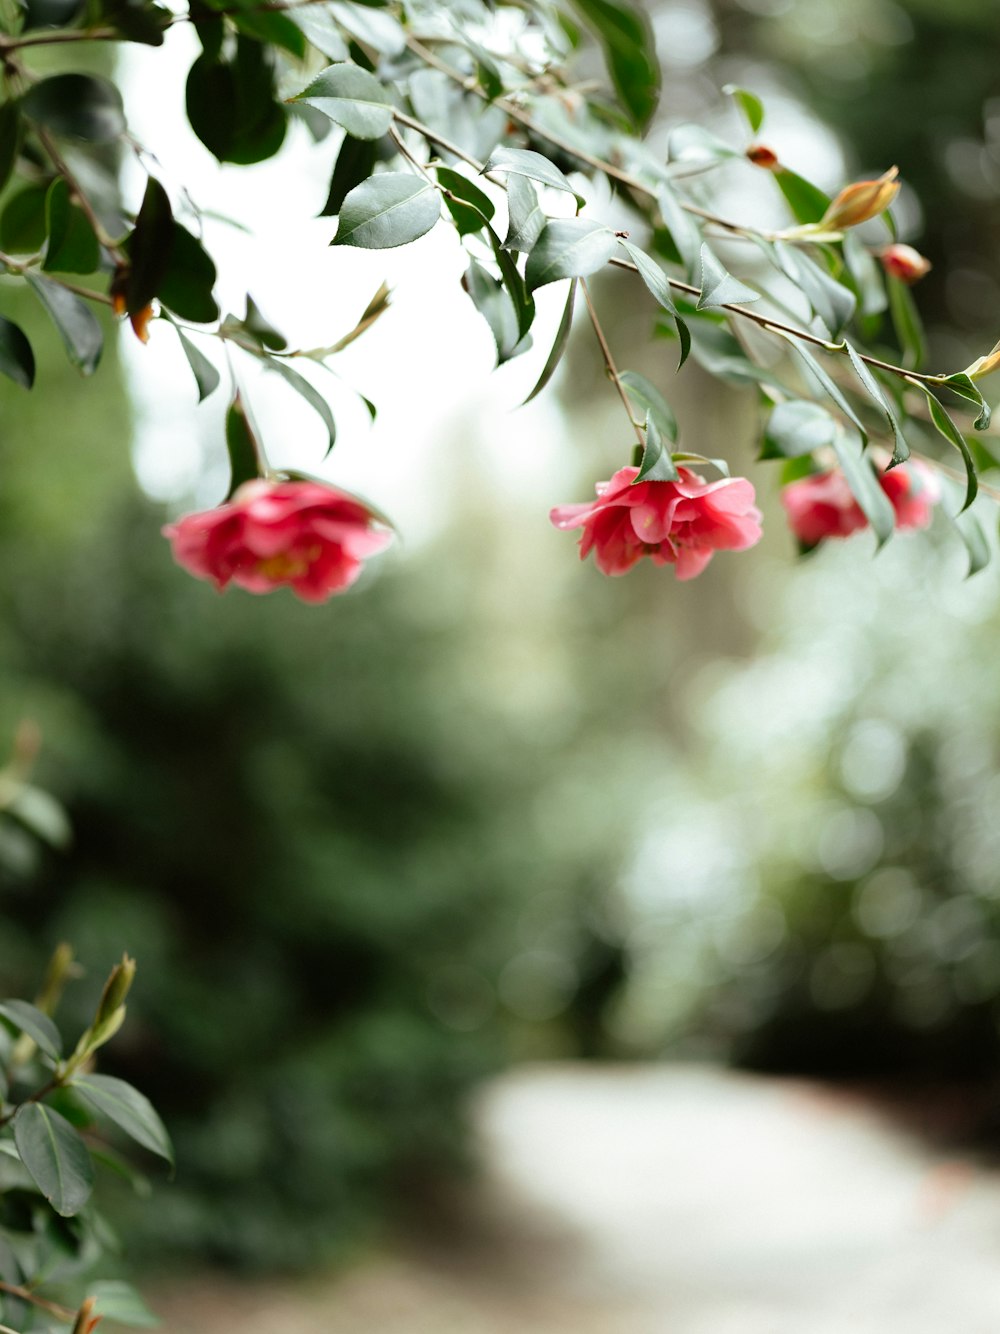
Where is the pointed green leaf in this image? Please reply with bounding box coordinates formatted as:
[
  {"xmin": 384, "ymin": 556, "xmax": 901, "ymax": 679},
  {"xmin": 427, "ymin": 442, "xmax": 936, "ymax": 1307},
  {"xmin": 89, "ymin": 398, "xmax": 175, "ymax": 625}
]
[
  {"xmin": 436, "ymin": 165, "xmax": 495, "ymax": 236},
  {"xmin": 13, "ymin": 1104, "xmax": 94, "ymax": 1217},
  {"xmin": 619, "ymin": 369, "xmax": 677, "ymax": 442},
  {"xmin": 483, "ymin": 146, "xmax": 584, "ymax": 207},
  {"xmin": 26, "ymin": 274, "xmax": 102, "ymax": 375},
  {"xmin": 921, "ymin": 386, "xmax": 977, "ymax": 511},
  {"xmin": 761, "ymin": 400, "xmax": 838, "ymax": 459},
  {"xmin": 225, "ymin": 394, "xmax": 262, "ymax": 497},
  {"xmin": 667, "ymin": 123, "xmax": 741, "ymax": 166},
  {"xmin": 0, "ymin": 1000, "xmax": 62, "ymax": 1060},
  {"xmin": 332, "ymin": 173, "xmax": 440, "ymax": 249},
  {"xmin": 488, "ymin": 225, "xmax": 535, "ymax": 339},
  {"xmin": 633, "ymin": 412, "xmax": 679, "ymax": 482},
  {"xmin": 672, "ymin": 450, "xmax": 730, "ymax": 477},
  {"xmin": 21, "ymin": 73, "xmax": 126, "ymax": 144},
  {"xmin": 940, "ymin": 371, "xmax": 991, "ymax": 430},
  {"xmin": 773, "ymin": 242, "xmax": 855, "ymax": 338},
  {"xmin": 568, "ymin": 0, "xmax": 660, "ymax": 130},
  {"xmin": 525, "ymin": 218, "xmax": 616, "ymax": 291},
  {"xmin": 158, "ymin": 222, "xmax": 219, "ymax": 323},
  {"xmin": 656, "ymin": 186, "xmax": 701, "ymax": 278},
  {"xmin": 774, "ymin": 168, "xmax": 830, "ymax": 225},
  {"xmin": 292, "ymin": 62, "xmax": 394, "ymax": 140},
  {"xmin": 42, "ymin": 178, "xmax": 100, "ymax": 276},
  {"xmin": 696, "ymin": 243, "xmax": 759, "ymax": 309},
  {"xmin": 833, "ymin": 431, "xmax": 895, "ymax": 547},
  {"xmin": 886, "ymin": 274, "xmax": 925, "ymax": 370},
  {"xmin": 72, "ymin": 1074, "xmax": 173, "ymax": 1166},
  {"xmin": 504, "ymin": 174, "xmax": 545, "ymax": 253},
  {"xmin": 463, "ymin": 257, "xmax": 522, "ymax": 366},
  {"xmin": 618, "ymin": 239, "xmax": 677, "ymax": 315},
  {"xmin": 1, "ymin": 184, "xmax": 49, "ymax": 254},
  {"xmin": 233, "ymin": 8, "xmax": 307, "ymax": 57},
  {"xmin": 289, "ymin": 4, "xmax": 350, "ymax": 59},
  {"xmin": 169, "ymin": 321, "xmax": 219, "ymax": 402},
  {"xmin": 779, "ymin": 332, "xmax": 868, "ymax": 445},
  {"xmin": 266, "ymin": 360, "xmax": 336, "ymax": 455},
  {"xmin": 243, "ymin": 295, "xmax": 286, "ymax": 351},
  {"xmin": 125, "ymin": 176, "xmax": 174, "ymax": 313},
  {"xmin": 724, "ymin": 84, "xmax": 764, "ymax": 133},
  {"xmin": 88, "ymin": 1281, "xmax": 160, "ymax": 1328},
  {"xmin": 523, "ymin": 278, "xmax": 576, "ymax": 404},
  {"xmin": 845, "ymin": 340, "xmax": 909, "ymax": 465},
  {"xmin": 0, "ymin": 316, "xmax": 35, "ymax": 389}
]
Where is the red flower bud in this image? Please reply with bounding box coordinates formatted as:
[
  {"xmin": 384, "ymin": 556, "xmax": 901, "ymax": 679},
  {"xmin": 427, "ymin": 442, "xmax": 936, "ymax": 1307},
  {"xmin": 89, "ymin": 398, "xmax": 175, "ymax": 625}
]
[
  {"xmin": 879, "ymin": 243, "xmax": 931, "ymax": 285},
  {"xmin": 746, "ymin": 144, "xmax": 780, "ymax": 170}
]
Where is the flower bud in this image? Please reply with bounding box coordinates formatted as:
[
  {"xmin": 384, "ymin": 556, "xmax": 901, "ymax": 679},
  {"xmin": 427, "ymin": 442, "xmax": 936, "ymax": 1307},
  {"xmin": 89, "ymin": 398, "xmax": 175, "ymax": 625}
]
[
  {"xmin": 746, "ymin": 144, "xmax": 780, "ymax": 170},
  {"xmin": 94, "ymin": 953, "xmax": 136, "ymax": 1028},
  {"xmin": 963, "ymin": 338, "xmax": 1000, "ymax": 381},
  {"xmin": 72, "ymin": 1297, "xmax": 102, "ymax": 1334},
  {"xmin": 821, "ymin": 166, "xmax": 900, "ymax": 230},
  {"xmin": 880, "ymin": 243, "xmax": 931, "ymax": 284}
]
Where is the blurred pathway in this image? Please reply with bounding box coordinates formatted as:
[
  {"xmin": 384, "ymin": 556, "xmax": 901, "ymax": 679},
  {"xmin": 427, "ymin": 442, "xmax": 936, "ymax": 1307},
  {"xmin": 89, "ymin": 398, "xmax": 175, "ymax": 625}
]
[{"xmin": 153, "ymin": 1065, "xmax": 1000, "ymax": 1333}]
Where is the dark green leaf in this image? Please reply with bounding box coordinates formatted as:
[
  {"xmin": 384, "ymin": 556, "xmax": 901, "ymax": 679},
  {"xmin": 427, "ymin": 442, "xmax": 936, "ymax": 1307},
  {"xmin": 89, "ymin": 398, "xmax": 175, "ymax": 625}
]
[
  {"xmin": 0, "ymin": 102, "xmax": 20, "ymax": 197},
  {"xmin": 633, "ymin": 412, "xmax": 679, "ymax": 482},
  {"xmin": 887, "ymin": 273, "xmax": 925, "ymax": 370},
  {"xmin": 186, "ymin": 42, "xmax": 286, "ymax": 165},
  {"xmin": 233, "ymin": 8, "xmax": 307, "ymax": 56},
  {"xmin": 42, "ymin": 177, "xmax": 100, "ymax": 275},
  {"xmin": 463, "ymin": 257, "xmax": 522, "ymax": 365},
  {"xmin": 1, "ymin": 184, "xmax": 50, "ymax": 253},
  {"xmin": 72, "ymin": 1074, "xmax": 173, "ymax": 1166},
  {"xmin": 523, "ymin": 278, "xmax": 576, "ymax": 404},
  {"xmin": 780, "ymin": 333, "xmax": 868, "ymax": 445},
  {"xmin": 620, "ymin": 369, "xmax": 677, "ymax": 442},
  {"xmin": 125, "ymin": 176, "xmax": 174, "ymax": 313},
  {"xmin": 100, "ymin": 0, "xmax": 171, "ymax": 46},
  {"xmin": 20, "ymin": 0, "xmax": 84, "ymax": 27},
  {"xmin": 225, "ymin": 394, "xmax": 262, "ymax": 497},
  {"xmin": 321, "ymin": 133, "xmax": 378, "ymax": 217},
  {"xmin": 22, "ymin": 74, "xmax": 126, "ymax": 143},
  {"xmin": 26, "ymin": 273, "xmax": 102, "ymax": 374},
  {"xmin": 696, "ymin": 243, "xmax": 759, "ymax": 310},
  {"xmin": 13, "ymin": 1104, "xmax": 94, "ymax": 1217},
  {"xmin": 488, "ymin": 225, "xmax": 534, "ymax": 340},
  {"xmin": 921, "ymin": 386, "xmax": 976, "ymax": 511},
  {"xmin": 761, "ymin": 399, "xmax": 837, "ymax": 459},
  {"xmin": 0, "ymin": 316, "xmax": 35, "ymax": 389},
  {"xmin": 170, "ymin": 321, "xmax": 219, "ymax": 401},
  {"xmin": 436, "ymin": 165, "xmax": 495, "ymax": 236},
  {"xmin": 89, "ymin": 1281, "xmax": 159, "ymax": 1328},
  {"xmin": 293, "ymin": 62, "xmax": 394, "ymax": 139},
  {"xmin": 845, "ymin": 340, "xmax": 909, "ymax": 465},
  {"xmin": 774, "ymin": 168, "xmax": 830, "ymax": 225},
  {"xmin": 158, "ymin": 222, "xmax": 219, "ymax": 323},
  {"xmin": 266, "ymin": 359, "xmax": 337, "ymax": 455},
  {"xmin": 833, "ymin": 431, "xmax": 895, "ymax": 547},
  {"xmin": 242, "ymin": 295, "xmax": 285, "ymax": 350},
  {"xmin": 568, "ymin": 0, "xmax": 660, "ymax": 130},
  {"xmin": 525, "ymin": 218, "xmax": 616, "ymax": 291},
  {"xmin": 940, "ymin": 371, "xmax": 991, "ymax": 431},
  {"xmin": 0, "ymin": 1000, "xmax": 61, "ymax": 1059},
  {"xmin": 724, "ymin": 84, "xmax": 764, "ymax": 133},
  {"xmin": 332, "ymin": 173, "xmax": 440, "ymax": 249},
  {"xmin": 504, "ymin": 173, "xmax": 545, "ymax": 253},
  {"xmin": 483, "ymin": 146, "xmax": 584, "ymax": 207}
]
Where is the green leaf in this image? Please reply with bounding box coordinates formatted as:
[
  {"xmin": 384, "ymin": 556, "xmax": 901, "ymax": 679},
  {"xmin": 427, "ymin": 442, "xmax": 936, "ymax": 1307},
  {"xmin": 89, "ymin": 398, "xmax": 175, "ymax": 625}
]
[
  {"xmin": 125, "ymin": 176, "xmax": 174, "ymax": 313},
  {"xmin": 844, "ymin": 340, "xmax": 909, "ymax": 465},
  {"xmin": 13, "ymin": 1104, "xmax": 94, "ymax": 1217},
  {"xmin": 523, "ymin": 278, "xmax": 576, "ymax": 404},
  {"xmin": 633, "ymin": 412, "xmax": 679, "ymax": 482},
  {"xmin": 72, "ymin": 1073, "xmax": 173, "ymax": 1166},
  {"xmin": 266, "ymin": 359, "xmax": 336, "ymax": 455},
  {"xmin": 672, "ymin": 450, "xmax": 730, "ymax": 477},
  {"xmin": 504, "ymin": 173, "xmax": 545, "ymax": 254},
  {"xmin": 293, "ymin": 62, "xmax": 394, "ymax": 140},
  {"xmin": 21, "ymin": 74, "xmax": 126, "ymax": 143},
  {"xmin": 483, "ymin": 146, "xmax": 584, "ymax": 207},
  {"xmin": 525, "ymin": 218, "xmax": 616, "ymax": 291},
  {"xmin": 780, "ymin": 332, "xmax": 868, "ymax": 445},
  {"xmin": 886, "ymin": 273, "xmax": 926, "ymax": 370},
  {"xmin": 186, "ymin": 41, "xmax": 286, "ymax": 165},
  {"xmin": 463, "ymin": 257, "xmax": 522, "ymax": 366},
  {"xmin": 158, "ymin": 222, "xmax": 219, "ymax": 323},
  {"xmin": 288, "ymin": 4, "xmax": 350, "ymax": 60},
  {"xmin": 100, "ymin": 0, "xmax": 171, "ymax": 47},
  {"xmin": 0, "ymin": 315, "xmax": 35, "ymax": 389},
  {"xmin": 332, "ymin": 173, "xmax": 440, "ymax": 249},
  {"xmin": 774, "ymin": 168, "xmax": 830, "ymax": 225},
  {"xmin": 0, "ymin": 1000, "xmax": 62, "ymax": 1060},
  {"xmin": 940, "ymin": 371, "xmax": 991, "ymax": 431},
  {"xmin": 89, "ymin": 1281, "xmax": 160, "ymax": 1328},
  {"xmin": 656, "ymin": 186, "xmax": 701, "ymax": 278},
  {"xmin": 169, "ymin": 320, "xmax": 219, "ymax": 401},
  {"xmin": 618, "ymin": 239, "xmax": 677, "ymax": 316},
  {"xmin": 620, "ymin": 369, "xmax": 678, "ymax": 443},
  {"xmin": 233, "ymin": 8, "xmax": 307, "ymax": 57},
  {"xmin": 832, "ymin": 431, "xmax": 895, "ymax": 547},
  {"xmin": 20, "ymin": 0, "xmax": 84, "ymax": 27},
  {"xmin": 842, "ymin": 232, "xmax": 888, "ymax": 318},
  {"xmin": 328, "ymin": 0, "xmax": 404, "ymax": 55},
  {"xmin": 225, "ymin": 394, "xmax": 262, "ymax": 497},
  {"xmin": 724, "ymin": 84, "xmax": 764, "ymax": 133},
  {"xmin": 773, "ymin": 241, "xmax": 855, "ymax": 338},
  {"xmin": 696, "ymin": 243, "xmax": 759, "ymax": 310},
  {"xmin": 921, "ymin": 386, "xmax": 977, "ymax": 511},
  {"xmin": 321, "ymin": 133, "xmax": 378, "ymax": 217},
  {"xmin": 1, "ymin": 183, "xmax": 50, "ymax": 253},
  {"xmin": 436, "ymin": 165, "xmax": 495, "ymax": 236},
  {"xmin": 956, "ymin": 510, "xmax": 990, "ymax": 576},
  {"xmin": 42, "ymin": 177, "xmax": 100, "ymax": 276},
  {"xmin": 568, "ymin": 0, "xmax": 660, "ymax": 130},
  {"xmin": 26, "ymin": 273, "xmax": 102, "ymax": 375},
  {"xmin": 488, "ymin": 225, "xmax": 534, "ymax": 340},
  {"xmin": 761, "ymin": 399, "xmax": 838, "ymax": 459},
  {"xmin": 667, "ymin": 123, "xmax": 740, "ymax": 166},
  {"xmin": 0, "ymin": 102, "xmax": 20, "ymax": 198},
  {"xmin": 243, "ymin": 294, "xmax": 285, "ymax": 350}
]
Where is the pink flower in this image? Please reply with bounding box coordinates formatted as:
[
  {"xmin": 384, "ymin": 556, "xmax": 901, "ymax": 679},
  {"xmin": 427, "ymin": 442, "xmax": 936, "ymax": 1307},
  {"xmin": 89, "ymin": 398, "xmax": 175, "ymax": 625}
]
[
  {"xmin": 781, "ymin": 460, "xmax": 940, "ymax": 546},
  {"xmin": 163, "ymin": 480, "xmax": 392, "ymax": 602},
  {"xmin": 549, "ymin": 465, "xmax": 763, "ymax": 580},
  {"xmin": 879, "ymin": 244, "xmax": 932, "ymax": 285}
]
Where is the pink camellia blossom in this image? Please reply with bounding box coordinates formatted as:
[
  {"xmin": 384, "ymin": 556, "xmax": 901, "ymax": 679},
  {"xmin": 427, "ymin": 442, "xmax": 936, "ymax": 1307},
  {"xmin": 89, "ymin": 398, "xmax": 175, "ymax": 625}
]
[
  {"xmin": 163, "ymin": 479, "xmax": 392, "ymax": 602},
  {"xmin": 781, "ymin": 460, "xmax": 940, "ymax": 546},
  {"xmin": 549, "ymin": 465, "xmax": 763, "ymax": 580}
]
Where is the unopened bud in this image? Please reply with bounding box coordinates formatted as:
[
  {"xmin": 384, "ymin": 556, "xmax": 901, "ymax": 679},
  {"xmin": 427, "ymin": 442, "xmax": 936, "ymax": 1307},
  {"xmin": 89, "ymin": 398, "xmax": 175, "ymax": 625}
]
[
  {"xmin": 72, "ymin": 1296, "xmax": 103, "ymax": 1334},
  {"xmin": 821, "ymin": 166, "xmax": 899, "ymax": 230},
  {"xmin": 879, "ymin": 243, "xmax": 931, "ymax": 285},
  {"xmin": 94, "ymin": 954, "xmax": 136, "ymax": 1028},
  {"xmin": 746, "ymin": 143, "xmax": 780, "ymax": 170},
  {"xmin": 963, "ymin": 337, "xmax": 1000, "ymax": 381},
  {"xmin": 129, "ymin": 303, "xmax": 154, "ymax": 344}
]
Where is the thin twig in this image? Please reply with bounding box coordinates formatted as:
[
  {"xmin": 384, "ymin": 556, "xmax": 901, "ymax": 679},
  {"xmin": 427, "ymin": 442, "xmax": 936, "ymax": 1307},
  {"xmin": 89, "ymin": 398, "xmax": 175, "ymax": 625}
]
[
  {"xmin": 0, "ymin": 1281, "xmax": 75, "ymax": 1322},
  {"xmin": 581, "ymin": 279, "xmax": 645, "ymax": 450}
]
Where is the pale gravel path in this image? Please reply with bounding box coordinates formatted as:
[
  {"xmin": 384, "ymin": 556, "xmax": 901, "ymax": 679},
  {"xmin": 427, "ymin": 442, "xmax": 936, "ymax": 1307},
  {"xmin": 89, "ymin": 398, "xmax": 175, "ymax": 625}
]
[{"xmin": 151, "ymin": 1065, "xmax": 1000, "ymax": 1333}]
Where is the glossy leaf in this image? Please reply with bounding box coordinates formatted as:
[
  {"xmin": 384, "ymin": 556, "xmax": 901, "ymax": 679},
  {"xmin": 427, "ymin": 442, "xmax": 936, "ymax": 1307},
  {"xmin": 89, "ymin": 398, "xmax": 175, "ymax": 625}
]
[
  {"xmin": 620, "ymin": 369, "xmax": 678, "ymax": 442},
  {"xmin": 332, "ymin": 173, "xmax": 440, "ymax": 249},
  {"xmin": 436, "ymin": 166, "xmax": 495, "ymax": 235},
  {"xmin": 618, "ymin": 239, "xmax": 677, "ymax": 316},
  {"xmin": 921, "ymin": 386, "xmax": 977, "ymax": 511},
  {"xmin": 13, "ymin": 1104, "xmax": 94, "ymax": 1217},
  {"xmin": 26, "ymin": 274, "xmax": 102, "ymax": 375},
  {"xmin": 696, "ymin": 243, "xmax": 759, "ymax": 310},
  {"xmin": 72, "ymin": 1074, "xmax": 174, "ymax": 1165},
  {"xmin": 170, "ymin": 321, "xmax": 220, "ymax": 401},
  {"xmin": 568, "ymin": 0, "xmax": 660, "ymax": 130},
  {"xmin": 523, "ymin": 278, "xmax": 576, "ymax": 404},
  {"xmin": 488, "ymin": 226, "xmax": 535, "ymax": 340},
  {"xmin": 832, "ymin": 432, "xmax": 894, "ymax": 548},
  {"xmin": 186, "ymin": 41, "xmax": 286, "ymax": 165},
  {"xmin": 463, "ymin": 257, "xmax": 522, "ymax": 365},
  {"xmin": 0, "ymin": 316, "xmax": 35, "ymax": 389},
  {"xmin": 634, "ymin": 413, "xmax": 679, "ymax": 483},
  {"xmin": 22, "ymin": 74, "xmax": 126, "ymax": 143},
  {"xmin": 525, "ymin": 218, "xmax": 616, "ymax": 291},
  {"xmin": 321, "ymin": 133, "xmax": 379, "ymax": 217},
  {"xmin": 761, "ymin": 400, "xmax": 837, "ymax": 460},
  {"xmin": 100, "ymin": 0, "xmax": 171, "ymax": 46},
  {"xmin": 774, "ymin": 168, "xmax": 830, "ymax": 225},
  {"xmin": 267, "ymin": 360, "xmax": 337, "ymax": 455},
  {"xmin": 126, "ymin": 176, "xmax": 174, "ymax": 313},
  {"xmin": 724, "ymin": 84, "xmax": 764, "ymax": 133},
  {"xmin": 288, "ymin": 4, "xmax": 350, "ymax": 60},
  {"xmin": 1, "ymin": 184, "xmax": 49, "ymax": 253},
  {"xmin": 233, "ymin": 9, "xmax": 307, "ymax": 57},
  {"xmin": 42, "ymin": 178, "xmax": 100, "ymax": 275},
  {"xmin": 940, "ymin": 371, "xmax": 991, "ymax": 431},
  {"xmin": 504, "ymin": 174, "xmax": 545, "ymax": 253},
  {"xmin": 158, "ymin": 222, "xmax": 219, "ymax": 323},
  {"xmin": 0, "ymin": 999, "xmax": 62, "ymax": 1060},
  {"xmin": 780, "ymin": 333, "xmax": 868, "ymax": 446},
  {"xmin": 225, "ymin": 394, "xmax": 262, "ymax": 497},
  {"xmin": 328, "ymin": 0, "xmax": 405, "ymax": 56},
  {"xmin": 483, "ymin": 146, "xmax": 584, "ymax": 207},
  {"xmin": 845, "ymin": 341, "xmax": 909, "ymax": 465},
  {"xmin": 293, "ymin": 63, "xmax": 394, "ymax": 140},
  {"xmin": 0, "ymin": 102, "xmax": 19, "ymax": 198}
]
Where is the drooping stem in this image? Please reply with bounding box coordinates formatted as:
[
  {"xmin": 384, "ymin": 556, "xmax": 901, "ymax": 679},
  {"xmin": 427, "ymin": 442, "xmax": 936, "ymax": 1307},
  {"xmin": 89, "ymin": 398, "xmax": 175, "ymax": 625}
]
[{"xmin": 581, "ymin": 279, "xmax": 645, "ymax": 451}]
